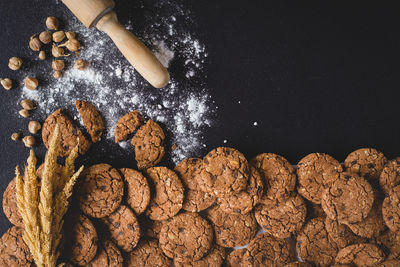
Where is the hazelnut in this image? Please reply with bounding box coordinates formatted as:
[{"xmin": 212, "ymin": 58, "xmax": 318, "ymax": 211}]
[
  {"xmin": 20, "ymin": 99, "xmax": 35, "ymax": 110},
  {"xmin": 39, "ymin": 31, "xmax": 52, "ymax": 44},
  {"xmin": 53, "ymin": 31, "xmax": 65, "ymax": 43},
  {"xmin": 46, "ymin": 16, "xmax": 59, "ymax": 30},
  {"xmin": 29, "ymin": 35, "xmax": 42, "ymax": 51},
  {"xmin": 52, "ymin": 44, "xmax": 68, "ymax": 57},
  {"xmin": 22, "ymin": 136, "xmax": 35, "ymax": 148},
  {"xmin": 11, "ymin": 132, "xmax": 21, "ymax": 141},
  {"xmin": 1, "ymin": 78, "xmax": 12, "ymax": 90},
  {"xmin": 65, "ymin": 31, "xmax": 76, "ymax": 40},
  {"xmin": 19, "ymin": 109, "xmax": 30, "ymax": 118},
  {"xmin": 52, "ymin": 60, "xmax": 65, "ymax": 71},
  {"xmin": 65, "ymin": 39, "xmax": 80, "ymax": 52},
  {"xmin": 74, "ymin": 59, "xmax": 87, "ymax": 70},
  {"xmin": 39, "ymin": 51, "xmax": 46, "ymax": 60},
  {"xmin": 28, "ymin": 121, "xmax": 41, "ymax": 134},
  {"xmin": 53, "ymin": 71, "xmax": 63, "ymax": 79},
  {"xmin": 24, "ymin": 77, "xmax": 39, "ymax": 90},
  {"xmin": 8, "ymin": 57, "xmax": 23, "ymax": 70}
]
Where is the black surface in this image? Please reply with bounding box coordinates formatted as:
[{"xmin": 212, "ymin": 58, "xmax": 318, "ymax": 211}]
[{"xmin": 1, "ymin": 0, "xmax": 400, "ymax": 234}]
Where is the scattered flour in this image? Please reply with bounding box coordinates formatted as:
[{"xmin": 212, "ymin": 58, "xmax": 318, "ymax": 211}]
[{"xmin": 20, "ymin": 0, "xmax": 215, "ymax": 164}]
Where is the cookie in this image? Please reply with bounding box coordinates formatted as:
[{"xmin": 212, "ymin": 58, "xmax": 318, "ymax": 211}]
[
  {"xmin": 218, "ymin": 166, "xmax": 264, "ymax": 215},
  {"xmin": 321, "ymin": 172, "xmax": 374, "ymax": 224},
  {"xmin": 226, "ymin": 248, "xmax": 246, "ymax": 267},
  {"xmin": 0, "ymin": 226, "xmax": 33, "ymax": 267},
  {"xmin": 114, "ymin": 110, "xmax": 144, "ymax": 143},
  {"xmin": 325, "ymin": 217, "xmax": 364, "ymax": 249},
  {"xmin": 42, "ymin": 108, "xmax": 91, "ymax": 156},
  {"xmin": 131, "ymin": 119, "xmax": 165, "ymax": 170},
  {"xmin": 380, "ymin": 158, "xmax": 400, "ymax": 195},
  {"xmin": 174, "ymin": 245, "xmax": 226, "ymax": 267},
  {"xmin": 86, "ymin": 240, "xmax": 123, "ymax": 267},
  {"xmin": 2, "ymin": 178, "xmax": 23, "ymax": 227},
  {"xmin": 375, "ymin": 230, "xmax": 400, "ymax": 260},
  {"xmin": 344, "ymin": 148, "xmax": 387, "ymax": 181},
  {"xmin": 145, "ymin": 167, "xmax": 184, "ymax": 220},
  {"xmin": 296, "ymin": 217, "xmax": 338, "ymax": 266},
  {"xmin": 242, "ymin": 233, "xmax": 294, "ymax": 267},
  {"xmin": 296, "ymin": 153, "xmax": 343, "ymax": 204},
  {"xmin": 200, "ymin": 147, "xmax": 249, "ymax": 195},
  {"xmin": 119, "ymin": 168, "xmax": 150, "ymax": 215},
  {"xmin": 66, "ymin": 214, "xmax": 98, "ymax": 266},
  {"xmin": 75, "ymin": 100, "xmax": 104, "ymax": 143},
  {"xmin": 345, "ymin": 201, "xmax": 386, "ymax": 238},
  {"xmin": 380, "ymin": 260, "xmax": 400, "ymax": 267},
  {"xmin": 102, "ymin": 205, "xmax": 140, "ymax": 252},
  {"xmin": 174, "ymin": 158, "xmax": 216, "ymax": 212},
  {"xmin": 206, "ymin": 205, "xmax": 258, "ymax": 248},
  {"xmin": 159, "ymin": 212, "xmax": 214, "ymax": 262},
  {"xmin": 126, "ymin": 239, "xmax": 172, "ymax": 267},
  {"xmin": 77, "ymin": 164, "xmax": 124, "ymax": 218},
  {"xmin": 284, "ymin": 262, "xmax": 313, "ymax": 267},
  {"xmin": 250, "ymin": 153, "xmax": 296, "ymax": 202},
  {"xmin": 335, "ymin": 243, "xmax": 386, "ymax": 267},
  {"xmin": 382, "ymin": 185, "xmax": 400, "ymax": 234},
  {"xmin": 255, "ymin": 192, "xmax": 306, "ymax": 239}
]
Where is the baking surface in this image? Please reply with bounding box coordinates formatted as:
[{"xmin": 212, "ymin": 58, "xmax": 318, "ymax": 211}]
[{"xmin": 0, "ymin": 0, "xmax": 400, "ymax": 235}]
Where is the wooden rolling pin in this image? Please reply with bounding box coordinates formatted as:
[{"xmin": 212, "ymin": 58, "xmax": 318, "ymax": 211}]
[{"xmin": 62, "ymin": 0, "xmax": 170, "ymax": 88}]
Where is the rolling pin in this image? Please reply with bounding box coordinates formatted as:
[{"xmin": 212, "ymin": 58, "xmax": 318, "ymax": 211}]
[{"xmin": 62, "ymin": 0, "xmax": 170, "ymax": 88}]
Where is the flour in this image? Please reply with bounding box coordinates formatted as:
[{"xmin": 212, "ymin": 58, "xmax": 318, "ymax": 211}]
[{"xmin": 20, "ymin": 0, "xmax": 215, "ymax": 164}]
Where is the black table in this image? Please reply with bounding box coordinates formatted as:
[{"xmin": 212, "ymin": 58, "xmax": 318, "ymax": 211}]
[{"xmin": 1, "ymin": 0, "xmax": 399, "ymax": 235}]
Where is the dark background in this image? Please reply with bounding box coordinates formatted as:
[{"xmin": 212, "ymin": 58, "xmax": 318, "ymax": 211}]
[{"xmin": 1, "ymin": 0, "xmax": 400, "ymax": 234}]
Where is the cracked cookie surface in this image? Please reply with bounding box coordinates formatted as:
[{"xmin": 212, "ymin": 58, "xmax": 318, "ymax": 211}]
[
  {"xmin": 226, "ymin": 248, "xmax": 246, "ymax": 267},
  {"xmin": 242, "ymin": 233, "xmax": 294, "ymax": 267},
  {"xmin": 145, "ymin": 166, "xmax": 184, "ymax": 220},
  {"xmin": 42, "ymin": 108, "xmax": 91, "ymax": 156},
  {"xmin": 206, "ymin": 205, "xmax": 258, "ymax": 248},
  {"xmin": 380, "ymin": 158, "xmax": 400, "ymax": 195},
  {"xmin": 159, "ymin": 212, "xmax": 214, "ymax": 262},
  {"xmin": 174, "ymin": 245, "xmax": 226, "ymax": 267},
  {"xmin": 382, "ymin": 185, "xmax": 400, "ymax": 234},
  {"xmin": 296, "ymin": 153, "xmax": 343, "ymax": 204},
  {"xmin": 344, "ymin": 148, "xmax": 387, "ymax": 181},
  {"xmin": 199, "ymin": 147, "xmax": 249, "ymax": 195},
  {"xmin": 250, "ymin": 153, "xmax": 296, "ymax": 202},
  {"xmin": 86, "ymin": 240, "xmax": 123, "ymax": 267},
  {"xmin": 335, "ymin": 243, "xmax": 385, "ymax": 266},
  {"xmin": 114, "ymin": 110, "xmax": 144, "ymax": 143},
  {"xmin": 321, "ymin": 172, "xmax": 374, "ymax": 224},
  {"xmin": 127, "ymin": 239, "xmax": 172, "ymax": 267},
  {"xmin": 131, "ymin": 119, "xmax": 165, "ymax": 170},
  {"xmin": 120, "ymin": 168, "xmax": 150, "ymax": 215},
  {"xmin": 325, "ymin": 217, "xmax": 365, "ymax": 250},
  {"xmin": 77, "ymin": 163, "xmax": 124, "ymax": 218},
  {"xmin": 255, "ymin": 192, "xmax": 306, "ymax": 239},
  {"xmin": 2, "ymin": 178, "xmax": 23, "ymax": 227},
  {"xmin": 0, "ymin": 226, "xmax": 33, "ymax": 267},
  {"xmin": 75, "ymin": 100, "xmax": 104, "ymax": 143},
  {"xmin": 102, "ymin": 205, "xmax": 141, "ymax": 252},
  {"xmin": 375, "ymin": 229, "xmax": 400, "ymax": 260}
]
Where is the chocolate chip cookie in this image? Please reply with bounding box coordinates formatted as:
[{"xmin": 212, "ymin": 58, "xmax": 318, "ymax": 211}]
[
  {"xmin": 218, "ymin": 166, "xmax": 264, "ymax": 215},
  {"xmin": 242, "ymin": 233, "xmax": 294, "ymax": 267},
  {"xmin": 75, "ymin": 100, "xmax": 103, "ymax": 143},
  {"xmin": 42, "ymin": 108, "xmax": 91, "ymax": 156},
  {"xmin": 159, "ymin": 212, "xmax": 214, "ymax": 262},
  {"xmin": 380, "ymin": 158, "xmax": 400, "ymax": 195},
  {"xmin": 296, "ymin": 217, "xmax": 338, "ymax": 266},
  {"xmin": 255, "ymin": 192, "xmax": 306, "ymax": 239},
  {"xmin": 145, "ymin": 167, "xmax": 184, "ymax": 220},
  {"xmin": 131, "ymin": 119, "xmax": 165, "ymax": 170},
  {"xmin": 344, "ymin": 148, "xmax": 387, "ymax": 181},
  {"xmin": 2, "ymin": 178, "xmax": 23, "ymax": 227},
  {"xmin": 86, "ymin": 240, "xmax": 123, "ymax": 267},
  {"xmin": 206, "ymin": 205, "xmax": 258, "ymax": 248},
  {"xmin": 174, "ymin": 245, "xmax": 226, "ymax": 267},
  {"xmin": 182, "ymin": 189, "xmax": 216, "ymax": 213},
  {"xmin": 77, "ymin": 164, "xmax": 124, "ymax": 218},
  {"xmin": 321, "ymin": 172, "xmax": 374, "ymax": 224},
  {"xmin": 335, "ymin": 243, "xmax": 386, "ymax": 266},
  {"xmin": 119, "ymin": 168, "xmax": 150, "ymax": 215},
  {"xmin": 250, "ymin": 153, "xmax": 296, "ymax": 202},
  {"xmin": 114, "ymin": 110, "xmax": 144, "ymax": 143},
  {"xmin": 126, "ymin": 239, "xmax": 172, "ymax": 267},
  {"xmin": 200, "ymin": 147, "xmax": 249, "ymax": 195},
  {"xmin": 382, "ymin": 185, "xmax": 400, "ymax": 234},
  {"xmin": 226, "ymin": 248, "xmax": 246, "ymax": 267},
  {"xmin": 102, "ymin": 205, "xmax": 140, "ymax": 252},
  {"xmin": 0, "ymin": 226, "xmax": 33, "ymax": 267},
  {"xmin": 325, "ymin": 217, "xmax": 364, "ymax": 249},
  {"xmin": 375, "ymin": 229, "xmax": 400, "ymax": 260},
  {"xmin": 296, "ymin": 153, "xmax": 343, "ymax": 204}
]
